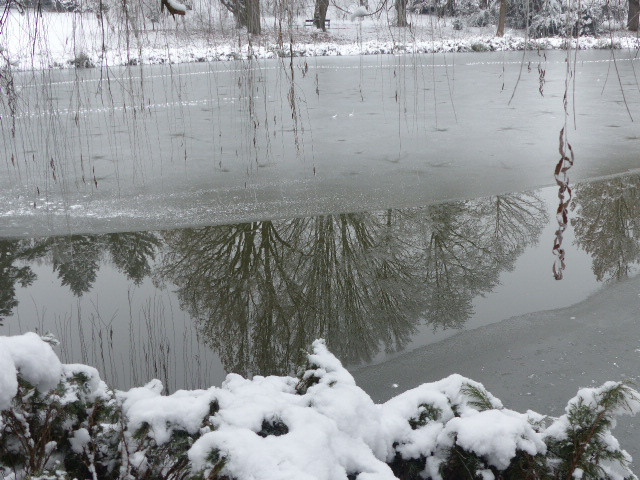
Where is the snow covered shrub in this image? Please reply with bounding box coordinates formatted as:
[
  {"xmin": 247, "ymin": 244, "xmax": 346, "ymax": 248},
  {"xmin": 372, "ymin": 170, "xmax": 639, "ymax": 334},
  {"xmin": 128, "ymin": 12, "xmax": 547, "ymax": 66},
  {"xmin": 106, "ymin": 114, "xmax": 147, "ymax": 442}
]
[
  {"xmin": 410, "ymin": 0, "xmax": 485, "ymax": 17},
  {"xmin": 1, "ymin": 334, "xmax": 639, "ymax": 480},
  {"xmin": 471, "ymin": 41, "xmax": 490, "ymax": 50},
  {"xmin": 528, "ymin": 0, "xmax": 565, "ymax": 36},
  {"xmin": 0, "ymin": 333, "xmax": 118, "ymax": 480},
  {"xmin": 116, "ymin": 380, "xmax": 220, "ymax": 479},
  {"xmin": 545, "ymin": 382, "xmax": 640, "ymax": 480},
  {"xmin": 468, "ymin": 8, "xmax": 495, "ymax": 26},
  {"xmin": 525, "ymin": 0, "xmax": 627, "ymax": 37},
  {"xmin": 69, "ymin": 51, "xmax": 95, "ymax": 68}
]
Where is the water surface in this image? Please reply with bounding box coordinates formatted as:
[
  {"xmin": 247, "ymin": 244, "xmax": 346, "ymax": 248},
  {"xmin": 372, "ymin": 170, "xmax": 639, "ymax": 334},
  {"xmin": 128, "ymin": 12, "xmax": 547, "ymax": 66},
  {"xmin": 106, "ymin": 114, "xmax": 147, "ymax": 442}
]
[{"xmin": 3, "ymin": 173, "xmax": 639, "ymax": 393}]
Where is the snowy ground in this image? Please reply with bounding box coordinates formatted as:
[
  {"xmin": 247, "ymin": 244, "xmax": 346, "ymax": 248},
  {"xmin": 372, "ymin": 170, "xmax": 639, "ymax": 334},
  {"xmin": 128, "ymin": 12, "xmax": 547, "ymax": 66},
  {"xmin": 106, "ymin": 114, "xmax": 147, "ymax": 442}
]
[{"xmin": 1, "ymin": 6, "xmax": 639, "ymax": 71}]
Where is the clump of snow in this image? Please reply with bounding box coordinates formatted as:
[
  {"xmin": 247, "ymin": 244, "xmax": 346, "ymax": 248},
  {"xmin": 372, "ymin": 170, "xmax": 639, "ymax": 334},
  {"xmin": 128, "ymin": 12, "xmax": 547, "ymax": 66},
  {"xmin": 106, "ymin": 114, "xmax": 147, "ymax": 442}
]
[
  {"xmin": 188, "ymin": 344, "xmax": 397, "ymax": 479},
  {"xmin": 350, "ymin": 6, "xmax": 369, "ymax": 21},
  {"xmin": 438, "ymin": 409, "xmax": 546, "ymax": 470},
  {"xmin": 69, "ymin": 427, "xmax": 91, "ymax": 454},
  {"xmin": 61, "ymin": 363, "xmax": 111, "ymax": 404},
  {"xmin": 571, "ymin": 381, "xmax": 640, "ymax": 417},
  {"xmin": 164, "ymin": 0, "xmax": 187, "ymax": 14},
  {"xmin": 119, "ymin": 381, "xmax": 219, "ymax": 444},
  {"xmin": 0, "ymin": 347, "xmax": 18, "ymax": 411},
  {"xmin": 189, "ymin": 340, "xmax": 545, "ymax": 478},
  {"xmin": 0, "ymin": 332, "xmax": 62, "ymax": 408}
]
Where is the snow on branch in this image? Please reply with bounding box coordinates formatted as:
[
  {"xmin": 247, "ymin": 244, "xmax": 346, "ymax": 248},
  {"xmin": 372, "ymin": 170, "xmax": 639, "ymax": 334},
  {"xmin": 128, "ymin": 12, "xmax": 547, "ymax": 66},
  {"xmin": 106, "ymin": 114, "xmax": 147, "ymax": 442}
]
[{"xmin": 0, "ymin": 334, "xmax": 638, "ymax": 479}]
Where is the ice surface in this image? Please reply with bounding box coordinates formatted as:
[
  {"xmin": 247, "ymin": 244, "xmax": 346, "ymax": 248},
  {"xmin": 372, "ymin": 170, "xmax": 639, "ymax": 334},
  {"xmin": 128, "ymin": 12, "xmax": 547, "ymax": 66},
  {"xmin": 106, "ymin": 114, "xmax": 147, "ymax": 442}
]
[{"xmin": 2, "ymin": 50, "xmax": 640, "ymax": 237}]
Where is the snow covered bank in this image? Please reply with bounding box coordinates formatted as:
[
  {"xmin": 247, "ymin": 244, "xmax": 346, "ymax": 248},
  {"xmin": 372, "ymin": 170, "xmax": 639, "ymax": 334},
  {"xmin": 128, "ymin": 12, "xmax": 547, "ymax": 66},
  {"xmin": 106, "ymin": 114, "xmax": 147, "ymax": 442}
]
[
  {"xmin": 1, "ymin": 9, "xmax": 640, "ymax": 72},
  {"xmin": 92, "ymin": 35, "xmax": 640, "ymax": 69},
  {"xmin": 1, "ymin": 333, "xmax": 639, "ymax": 479}
]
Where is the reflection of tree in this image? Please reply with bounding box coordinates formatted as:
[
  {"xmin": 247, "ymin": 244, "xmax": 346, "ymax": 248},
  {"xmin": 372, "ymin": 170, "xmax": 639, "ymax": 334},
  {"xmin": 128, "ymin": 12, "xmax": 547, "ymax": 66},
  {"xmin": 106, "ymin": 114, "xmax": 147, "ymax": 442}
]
[
  {"xmin": 0, "ymin": 240, "xmax": 44, "ymax": 322},
  {"xmin": 47, "ymin": 232, "xmax": 161, "ymax": 296},
  {"xmin": 295, "ymin": 212, "xmax": 422, "ymax": 365},
  {"xmin": 106, "ymin": 233, "xmax": 160, "ymax": 285},
  {"xmin": 572, "ymin": 175, "xmax": 640, "ymax": 281},
  {"xmin": 158, "ymin": 222, "xmax": 300, "ymax": 376},
  {"xmin": 50, "ymin": 236, "xmax": 102, "ymax": 296},
  {"xmin": 0, "ymin": 232, "xmax": 160, "ymax": 320},
  {"xmin": 157, "ymin": 213, "xmax": 421, "ymax": 377},
  {"xmin": 157, "ymin": 193, "xmax": 547, "ymax": 377},
  {"xmin": 422, "ymin": 203, "xmax": 478, "ymax": 329},
  {"xmin": 419, "ymin": 193, "xmax": 546, "ymax": 330}
]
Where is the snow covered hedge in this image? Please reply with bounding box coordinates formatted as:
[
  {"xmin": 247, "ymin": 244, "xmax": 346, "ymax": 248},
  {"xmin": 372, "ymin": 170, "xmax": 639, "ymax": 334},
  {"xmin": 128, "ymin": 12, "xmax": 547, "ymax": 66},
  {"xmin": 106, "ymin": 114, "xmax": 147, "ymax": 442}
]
[{"xmin": 0, "ymin": 333, "xmax": 639, "ymax": 480}]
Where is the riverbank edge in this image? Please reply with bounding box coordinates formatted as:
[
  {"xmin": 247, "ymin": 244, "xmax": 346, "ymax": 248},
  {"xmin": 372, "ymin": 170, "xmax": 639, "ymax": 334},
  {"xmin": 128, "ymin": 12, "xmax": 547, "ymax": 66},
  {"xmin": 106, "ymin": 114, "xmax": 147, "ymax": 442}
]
[{"xmin": 7, "ymin": 32, "xmax": 640, "ymax": 73}]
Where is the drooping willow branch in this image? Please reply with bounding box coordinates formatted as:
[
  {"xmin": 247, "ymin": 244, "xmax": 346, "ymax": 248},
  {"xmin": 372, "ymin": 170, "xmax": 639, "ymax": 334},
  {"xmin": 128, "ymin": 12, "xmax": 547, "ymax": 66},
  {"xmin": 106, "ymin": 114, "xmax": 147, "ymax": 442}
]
[{"xmin": 552, "ymin": 127, "xmax": 574, "ymax": 281}]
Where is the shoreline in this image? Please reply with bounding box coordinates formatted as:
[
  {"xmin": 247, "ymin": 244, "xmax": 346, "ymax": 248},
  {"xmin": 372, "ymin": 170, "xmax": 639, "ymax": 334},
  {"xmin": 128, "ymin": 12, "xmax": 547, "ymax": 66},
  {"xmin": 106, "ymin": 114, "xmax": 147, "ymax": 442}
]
[
  {"xmin": 7, "ymin": 35, "xmax": 640, "ymax": 72},
  {"xmin": 2, "ymin": 9, "xmax": 639, "ymax": 72}
]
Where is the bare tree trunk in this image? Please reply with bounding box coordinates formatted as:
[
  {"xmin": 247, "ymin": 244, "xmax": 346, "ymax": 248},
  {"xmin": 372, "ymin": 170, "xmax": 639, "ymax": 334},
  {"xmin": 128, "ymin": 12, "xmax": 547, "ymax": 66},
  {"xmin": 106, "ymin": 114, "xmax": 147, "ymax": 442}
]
[
  {"xmin": 246, "ymin": 0, "xmax": 261, "ymax": 34},
  {"xmin": 496, "ymin": 0, "xmax": 507, "ymax": 36},
  {"xmin": 629, "ymin": 0, "xmax": 640, "ymax": 31},
  {"xmin": 220, "ymin": 0, "xmax": 246, "ymax": 28},
  {"xmin": 314, "ymin": 0, "xmax": 329, "ymax": 31},
  {"xmin": 236, "ymin": 0, "xmax": 247, "ymax": 27},
  {"xmin": 396, "ymin": 0, "xmax": 408, "ymax": 26}
]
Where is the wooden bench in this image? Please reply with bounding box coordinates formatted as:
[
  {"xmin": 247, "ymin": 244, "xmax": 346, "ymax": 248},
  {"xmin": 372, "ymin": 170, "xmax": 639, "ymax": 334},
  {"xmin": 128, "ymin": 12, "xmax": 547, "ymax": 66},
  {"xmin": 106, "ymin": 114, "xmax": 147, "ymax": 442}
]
[{"xmin": 304, "ymin": 18, "xmax": 330, "ymax": 28}]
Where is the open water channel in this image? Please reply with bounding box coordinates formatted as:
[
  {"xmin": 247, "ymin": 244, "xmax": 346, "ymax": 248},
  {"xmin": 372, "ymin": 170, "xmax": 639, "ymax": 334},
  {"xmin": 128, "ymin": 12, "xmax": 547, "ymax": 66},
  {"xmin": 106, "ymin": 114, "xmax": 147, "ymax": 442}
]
[{"xmin": 1, "ymin": 48, "xmax": 640, "ymax": 460}]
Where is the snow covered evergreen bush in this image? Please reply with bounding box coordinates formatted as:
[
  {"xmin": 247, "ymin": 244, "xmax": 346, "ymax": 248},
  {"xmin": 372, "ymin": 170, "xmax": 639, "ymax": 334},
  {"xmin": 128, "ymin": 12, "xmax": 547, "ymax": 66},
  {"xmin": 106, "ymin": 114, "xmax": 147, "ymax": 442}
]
[
  {"xmin": 1, "ymin": 333, "xmax": 639, "ymax": 480},
  {"xmin": 505, "ymin": 0, "xmax": 628, "ymax": 36},
  {"xmin": 407, "ymin": 0, "xmax": 627, "ymax": 37},
  {"xmin": 527, "ymin": 0, "xmax": 608, "ymax": 37}
]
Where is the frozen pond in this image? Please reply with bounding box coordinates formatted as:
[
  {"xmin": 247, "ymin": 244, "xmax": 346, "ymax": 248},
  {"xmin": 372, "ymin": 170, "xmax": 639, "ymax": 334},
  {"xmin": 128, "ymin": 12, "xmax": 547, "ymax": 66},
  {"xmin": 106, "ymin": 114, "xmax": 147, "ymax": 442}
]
[
  {"xmin": 1, "ymin": 49, "xmax": 640, "ymax": 236},
  {"xmin": 2, "ymin": 49, "xmax": 640, "ymax": 461}
]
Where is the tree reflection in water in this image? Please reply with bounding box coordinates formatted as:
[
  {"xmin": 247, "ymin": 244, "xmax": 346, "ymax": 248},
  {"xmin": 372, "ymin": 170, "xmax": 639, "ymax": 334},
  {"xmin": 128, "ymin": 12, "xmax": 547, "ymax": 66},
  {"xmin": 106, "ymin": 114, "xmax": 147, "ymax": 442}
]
[
  {"xmin": 1, "ymin": 192, "xmax": 548, "ymax": 376},
  {"xmin": 0, "ymin": 239, "xmax": 46, "ymax": 323},
  {"xmin": 572, "ymin": 174, "xmax": 640, "ymax": 281},
  {"xmin": 157, "ymin": 192, "xmax": 547, "ymax": 377},
  {"xmin": 0, "ymin": 232, "xmax": 160, "ymax": 321},
  {"xmin": 420, "ymin": 194, "xmax": 547, "ymax": 329},
  {"xmin": 157, "ymin": 213, "xmax": 422, "ymax": 377}
]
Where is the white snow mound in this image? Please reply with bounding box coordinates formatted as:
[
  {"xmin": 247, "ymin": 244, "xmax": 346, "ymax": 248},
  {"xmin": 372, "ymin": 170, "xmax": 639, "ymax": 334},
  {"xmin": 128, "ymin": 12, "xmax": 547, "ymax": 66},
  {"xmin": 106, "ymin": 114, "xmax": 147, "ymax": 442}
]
[{"xmin": 0, "ymin": 332, "xmax": 63, "ymax": 409}]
